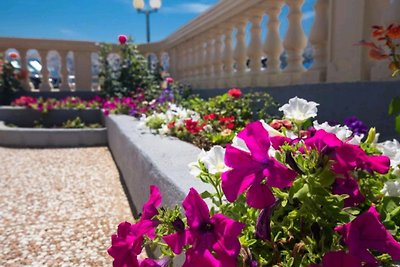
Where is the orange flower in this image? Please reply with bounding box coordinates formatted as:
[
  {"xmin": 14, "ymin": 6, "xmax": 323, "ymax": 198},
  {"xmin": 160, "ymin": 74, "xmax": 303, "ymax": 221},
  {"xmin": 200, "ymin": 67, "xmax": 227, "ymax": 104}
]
[
  {"xmin": 8, "ymin": 51, "xmax": 18, "ymax": 59},
  {"xmin": 387, "ymin": 24, "xmax": 400, "ymax": 39},
  {"xmin": 372, "ymin": 25, "xmax": 385, "ymax": 38},
  {"xmin": 369, "ymin": 48, "xmax": 389, "ymax": 60}
]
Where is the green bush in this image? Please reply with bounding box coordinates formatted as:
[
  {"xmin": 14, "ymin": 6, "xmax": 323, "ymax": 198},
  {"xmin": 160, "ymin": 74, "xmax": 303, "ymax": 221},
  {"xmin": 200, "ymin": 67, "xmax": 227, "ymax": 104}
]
[{"xmin": 98, "ymin": 38, "xmax": 161, "ymax": 99}]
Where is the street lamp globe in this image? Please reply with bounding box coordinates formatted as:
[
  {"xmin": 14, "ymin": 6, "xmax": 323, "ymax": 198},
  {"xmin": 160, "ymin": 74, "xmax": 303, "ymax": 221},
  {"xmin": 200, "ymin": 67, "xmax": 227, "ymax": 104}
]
[
  {"xmin": 133, "ymin": 0, "xmax": 144, "ymax": 10},
  {"xmin": 149, "ymin": 0, "xmax": 161, "ymax": 9}
]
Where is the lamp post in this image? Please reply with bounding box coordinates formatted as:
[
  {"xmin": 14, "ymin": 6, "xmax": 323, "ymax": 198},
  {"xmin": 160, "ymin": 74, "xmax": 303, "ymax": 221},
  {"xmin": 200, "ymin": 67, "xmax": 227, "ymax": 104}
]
[
  {"xmin": 133, "ymin": 0, "xmax": 161, "ymax": 43},
  {"xmin": 133, "ymin": 0, "xmax": 162, "ymax": 70}
]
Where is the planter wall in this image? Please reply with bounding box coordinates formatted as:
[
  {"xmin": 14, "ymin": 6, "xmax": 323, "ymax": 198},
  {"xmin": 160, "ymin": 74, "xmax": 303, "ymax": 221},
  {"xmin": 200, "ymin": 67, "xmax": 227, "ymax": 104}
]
[
  {"xmin": 105, "ymin": 115, "xmax": 213, "ymax": 210},
  {"xmin": 0, "ymin": 107, "xmax": 107, "ymax": 147}
]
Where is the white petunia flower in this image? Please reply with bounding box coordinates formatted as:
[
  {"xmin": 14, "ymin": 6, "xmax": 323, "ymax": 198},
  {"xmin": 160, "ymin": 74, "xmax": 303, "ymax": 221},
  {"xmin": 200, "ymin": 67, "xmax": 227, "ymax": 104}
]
[
  {"xmin": 279, "ymin": 97, "xmax": 319, "ymax": 122},
  {"xmin": 188, "ymin": 150, "xmax": 207, "ymax": 177},
  {"xmin": 381, "ymin": 179, "xmax": 400, "ymax": 197},
  {"xmin": 201, "ymin": 146, "xmax": 230, "ymax": 174},
  {"xmin": 260, "ymin": 120, "xmax": 283, "ymax": 137},
  {"xmin": 377, "ymin": 139, "xmax": 400, "ymax": 176},
  {"xmin": 313, "ymin": 121, "xmax": 353, "ymax": 141}
]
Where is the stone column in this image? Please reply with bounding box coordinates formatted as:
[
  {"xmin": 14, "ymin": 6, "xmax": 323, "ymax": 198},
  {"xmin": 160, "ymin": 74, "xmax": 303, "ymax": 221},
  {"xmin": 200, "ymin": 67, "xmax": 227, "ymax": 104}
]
[
  {"xmin": 205, "ymin": 33, "xmax": 214, "ymax": 88},
  {"xmin": 59, "ymin": 50, "xmax": 71, "ymax": 91},
  {"xmin": 222, "ymin": 24, "xmax": 234, "ymax": 88},
  {"xmin": 38, "ymin": 49, "xmax": 52, "ymax": 91},
  {"xmin": 247, "ymin": 9, "xmax": 264, "ymax": 86},
  {"xmin": 233, "ymin": 18, "xmax": 248, "ymax": 87},
  {"xmin": 264, "ymin": 0, "xmax": 284, "ymax": 74},
  {"xmin": 212, "ymin": 29, "xmax": 223, "ymax": 88},
  {"xmin": 283, "ymin": 0, "xmax": 307, "ymax": 74},
  {"xmin": 18, "ymin": 49, "xmax": 31, "ymax": 90},
  {"xmin": 74, "ymin": 51, "xmax": 92, "ymax": 91},
  {"xmin": 309, "ymin": 0, "xmax": 329, "ymax": 72}
]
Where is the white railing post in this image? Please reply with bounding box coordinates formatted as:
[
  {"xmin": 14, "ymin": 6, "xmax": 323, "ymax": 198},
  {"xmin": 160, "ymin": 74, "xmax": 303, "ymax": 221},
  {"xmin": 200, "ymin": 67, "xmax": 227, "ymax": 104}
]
[
  {"xmin": 38, "ymin": 49, "xmax": 52, "ymax": 91},
  {"xmin": 262, "ymin": 0, "xmax": 284, "ymax": 85},
  {"xmin": 59, "ymin": 50, "xmax": 70, "ymax": 91},
  {"xmin": 247, "ymin": 9, "xmax": 264, "ymax": 86},
  {"xmin": 222, "ymin": 24, "xmax": 234, "ymax": 88},
  {"xmin": 19, "ymin": 49, "xmax": 31, "ymax": 90},
  {"xmin": 283, "ymin": 0, "xmax": 307, "ymax": 74},
  {"xmin": 212, "ymin": 29, "xmax": 223, "ymax": 88},
  {"xmin": 205, "ymin": 33, "xmax": 214, "ymax": 88},
  {"xmin": 233, "ymin": 18, "xmax": 248, "ymax": 87},
  {"xmin": 306, "ymin": 0, "xmax": 329, "ymax": 82},
  {"xmin": 74, "ymin": 51, "xmax": 92, "ymax": 91}
]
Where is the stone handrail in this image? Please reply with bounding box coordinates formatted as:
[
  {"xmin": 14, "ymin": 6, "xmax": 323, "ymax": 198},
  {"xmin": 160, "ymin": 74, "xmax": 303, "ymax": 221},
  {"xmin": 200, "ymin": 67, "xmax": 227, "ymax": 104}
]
[
  {"xmin": 1, "ymin": 0, "xmax": 399, "ymax": 92},
  {"xmin": 139, "ymin": 0, "xmax": 400, "ymax": 89},
  {"xmin": 0, "ymin": 37, "xmax": 105, "ymax": 92}
]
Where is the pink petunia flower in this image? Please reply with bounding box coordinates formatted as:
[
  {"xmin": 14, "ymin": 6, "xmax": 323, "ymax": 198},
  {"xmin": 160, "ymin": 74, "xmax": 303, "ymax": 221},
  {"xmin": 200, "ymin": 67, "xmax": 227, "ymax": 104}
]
[
  {"xmin": 335, "ymin": 206, "xmax": 400, "ymax": 265},
  {"xmin": 108, "ymin": 186, "xmax": 162, "ymax": 267},
  {"xmin": 309, "ymin": 251, "xmax": 363, "ymax": 267},
  {"xmin": 139, "ymin": 257, "xmax": 170, "ymax": 267},
  {"xmin": 227, "ymin": 88, "xmax": 242, "ymax": 98},
  {"xmin": 118, "ymin": 34, "xmax": 128, "ymax": 45},
  {"xmin": 108, "ymin": 220, "xmax": 157, "ymax": 267},
  {"xmin": 332, "ymin": 177, "xmax": 365, "ymax": 207},
  {"xmin": 163, "ymin": 188, "xmax": 245, "ymax": 267},
  {"xmin": 165, "ymin": 77, "xmax": 174, "ymax": 84},
  {"xmin": 222, "ymin": 121, "xmax": 297, "ymax": 209}
]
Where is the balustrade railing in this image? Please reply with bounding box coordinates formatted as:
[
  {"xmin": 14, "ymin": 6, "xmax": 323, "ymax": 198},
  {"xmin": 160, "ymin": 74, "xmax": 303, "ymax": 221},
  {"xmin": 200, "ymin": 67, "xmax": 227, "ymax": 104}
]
[
  {"xmin": 1, "ymin": 0, "xmax": 399, "ymax": 93},
  {"xmin": 139, "ymin": 0, "xmax": 400, "ymax": 89}
]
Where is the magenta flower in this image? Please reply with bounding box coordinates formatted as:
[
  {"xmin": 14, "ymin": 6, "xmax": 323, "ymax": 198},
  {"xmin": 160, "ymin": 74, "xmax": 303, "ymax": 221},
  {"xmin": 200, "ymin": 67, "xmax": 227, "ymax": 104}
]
[
  {"xmin": 139, "ymin": 257, "xmax": 170, "ymax": 267},
  {"xmin": 118, "ymin": 34, "xmax": 128, "ymax": 45},
  {"xmin": 255, "ymin": 198, "xmax": 279, "ymax": 241},
  {"xmin": 138, "ymin": 185, "xmax": 162, "ymax": 239},
  {"xmin": 335, "ymin": 206, "xmax": 400, "ymax": 264},
  {"xmin": 165, "ymin": 77, "xmax": 174, "ymax": 84},
  {"xmin": 222, "ymin": 121, "xmax": 297, "ymax": 209},
  {"xmin": 108, "ymin": 220, "xmax": 156, "ymax": 267},
  {"xmin": 309, "ymin": 251, "xmax": 362, "ymax": 267},
  {"xmin": 332, "ymin": 177, "xmax": 365, "ymax": 207},
  {"xmin": 163, "ymin": 188, "xmax": 245, "ymax": 267}
]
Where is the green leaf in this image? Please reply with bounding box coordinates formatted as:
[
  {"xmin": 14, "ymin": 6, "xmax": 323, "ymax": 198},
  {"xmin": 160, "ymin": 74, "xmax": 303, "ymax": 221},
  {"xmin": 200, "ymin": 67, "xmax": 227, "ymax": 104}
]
[
  {"xmin": 200, "ymin": 191, "xmax": 214, "ymax": 199},
  {"xmin": 389, "ymin": 97, "xmax": 400, "ymax": 115},
  {"xmin": 395, "ymin": 115, "xmax": 400, "ymax": 134},
  {"xmin": 293, "ymin": 184, "xmax": 309, "ymax": 200}
]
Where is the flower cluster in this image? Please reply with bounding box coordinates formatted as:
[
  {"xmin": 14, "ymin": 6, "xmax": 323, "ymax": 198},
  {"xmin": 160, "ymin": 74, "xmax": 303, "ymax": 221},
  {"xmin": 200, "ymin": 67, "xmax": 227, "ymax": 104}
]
[
  {"xmin": 110, "ymin": 97, "xmax": 400, "ymax": 266},
  {"xmin": 358, "ymin": 23, "xmax": 400, "ymax": 77}
]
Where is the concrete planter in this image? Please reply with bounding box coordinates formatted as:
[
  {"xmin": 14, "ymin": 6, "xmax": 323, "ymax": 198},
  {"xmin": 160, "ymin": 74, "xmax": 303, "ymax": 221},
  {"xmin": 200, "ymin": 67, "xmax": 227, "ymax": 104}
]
[{"xmin": 0, "ymin": 107, "xmax": 107, "ymax": 147}]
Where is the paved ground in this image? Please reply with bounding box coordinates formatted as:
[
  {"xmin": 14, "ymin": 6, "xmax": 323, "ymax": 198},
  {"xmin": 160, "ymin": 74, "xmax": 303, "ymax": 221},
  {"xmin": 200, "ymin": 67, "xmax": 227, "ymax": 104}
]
[{"xmin": 0, "ymin": 147, "xmax": 134, "ymax": 266}]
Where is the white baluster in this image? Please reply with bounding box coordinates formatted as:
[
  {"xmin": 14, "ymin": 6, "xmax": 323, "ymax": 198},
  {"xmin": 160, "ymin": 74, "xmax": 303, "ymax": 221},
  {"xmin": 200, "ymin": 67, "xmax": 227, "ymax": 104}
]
[
  {"xmin": 213, "ymin": 29, "xmax": 223, "ymax": 88},
  {"xmin": 309, "ymin": 0, "xmax": 328, "ymax": 73},
  {"xmin": 205, "ymin": 33, "xmax": 214, "ymax": 88},
  {"xmin": 234, "ymin": 18, "xmax": 248, "ymax": 75},
  {"xmin": 74, "ymin": 51, "xmax": 92, "ymax": 91},
  {"xmin": 18, "ymin": 49, "xmax": 31, "ymax": 90},
  {"xmin": 38, "ymin": 49, "xmax": 52, "ymax": 91},
  {"xmin": 264, "ymin": 0, "xmax": 284, "ymax": 74},
  {"xmin": 222, "ymin": 24, "xmax": 234, "ymax": 88},
  {"xmin": 283, "ymin": 0, "xmax": 307, "ymax": 73},
  {"xmin": 247, "ymin": 9, "xmax": 264, "ymax": 86},
  {"xmin": 59, "ymin": 50, "xmax": 70, "ymax": 91}
]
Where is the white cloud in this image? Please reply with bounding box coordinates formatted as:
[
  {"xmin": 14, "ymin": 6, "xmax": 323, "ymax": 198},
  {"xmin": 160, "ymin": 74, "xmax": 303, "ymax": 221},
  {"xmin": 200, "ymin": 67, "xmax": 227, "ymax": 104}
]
[
  {"xmin": 302, "ymin": 10, "xmax": 315, "ymax": 21},
  {"xmin": 162, "ymin": 3, "xmax": 212, "ymax": 14}
]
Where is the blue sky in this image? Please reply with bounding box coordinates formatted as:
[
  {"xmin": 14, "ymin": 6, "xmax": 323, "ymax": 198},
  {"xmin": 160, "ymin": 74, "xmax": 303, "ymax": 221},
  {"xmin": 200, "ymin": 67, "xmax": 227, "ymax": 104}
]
[{"xmin": 0, "ymin": 0, "xmax": 315, "ymax": 44}]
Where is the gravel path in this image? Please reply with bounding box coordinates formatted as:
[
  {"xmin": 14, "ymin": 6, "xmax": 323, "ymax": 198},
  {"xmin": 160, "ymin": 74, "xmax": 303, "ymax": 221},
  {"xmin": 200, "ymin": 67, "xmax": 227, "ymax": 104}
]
[{"xmin": 0, "ymin": 147, "xmax": 134, "ymax": 266}]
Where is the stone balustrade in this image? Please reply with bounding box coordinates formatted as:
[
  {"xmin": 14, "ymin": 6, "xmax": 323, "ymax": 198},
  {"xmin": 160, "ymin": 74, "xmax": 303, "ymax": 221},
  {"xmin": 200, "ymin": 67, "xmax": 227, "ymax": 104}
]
[
  {"xmin": 1, "ymin": 0, "xmax": 399, "ymax": 92},
  {"xmin": 139, "ymin": 0, "xmax": 400, "ymax": 89}
]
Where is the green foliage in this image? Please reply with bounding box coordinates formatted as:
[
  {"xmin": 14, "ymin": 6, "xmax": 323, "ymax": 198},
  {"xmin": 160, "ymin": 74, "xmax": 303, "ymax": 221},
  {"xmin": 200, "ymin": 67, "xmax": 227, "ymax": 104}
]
[
  {"xmin": 182, "ymin": 91, "xmax": 276, "ymax": 129},
  {"xmin": 98, "ymin": 38, "xmax": 161, "ymax": 99},
  {"xmin": 0, "ymin": 54, "xmax": 23, "ymax": 98},
  {"xmin": 388, "ymin": 97, "xmax": 400, "ymax": 134},
  {"xmin": 61, "ymin": 117, "xmax": 102, "ymax": 129}
]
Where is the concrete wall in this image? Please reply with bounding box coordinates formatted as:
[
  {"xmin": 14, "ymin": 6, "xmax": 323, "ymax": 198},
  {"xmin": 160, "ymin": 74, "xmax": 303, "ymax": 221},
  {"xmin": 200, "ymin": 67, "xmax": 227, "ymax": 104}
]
[
  {"xmin": 193, "ymin": 80, "xmax": 400, "ymax": 141},
  {"xmin": 105, "ymin": 115, "xmax": 213, "ymax": 211}
]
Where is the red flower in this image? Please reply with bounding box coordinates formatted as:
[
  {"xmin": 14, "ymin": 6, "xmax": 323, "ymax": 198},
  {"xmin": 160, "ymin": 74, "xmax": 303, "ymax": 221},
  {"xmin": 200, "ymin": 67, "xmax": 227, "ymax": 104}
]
[
  {"xmin": 118, "ymin": 34, "xmax": 128, "ymax": 45},
  {"xmin": 203, "ymin": 113, "xmax": 217, "ymax": 121},
  {"xmin": 184, "ymin": 119, "xmax": 205, "ymax": 134},
  {"xmin": 372, "ymin": 25, "xmax": 385, "ymax": 38},
  {"xmin": 8, "ymin": 51, "xmax": 18, "ymax": 59},
  {"xmin": 227, "ymin": 88, "xmax": 242, "ymax": 98},
  {"xmin": 167, "ymin": 121, "xmax": 176, "ymax": 129},
  {"xmin": 165, "ymin": 77, "xmax": 174, "ymax": 84},
  {"xmin": 219, "ymin": 116, "xmax": 235, "ymax": 129},
  {"xmin": 387, "ymin": 24, "xmax": 400, "ymax": 39}
]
